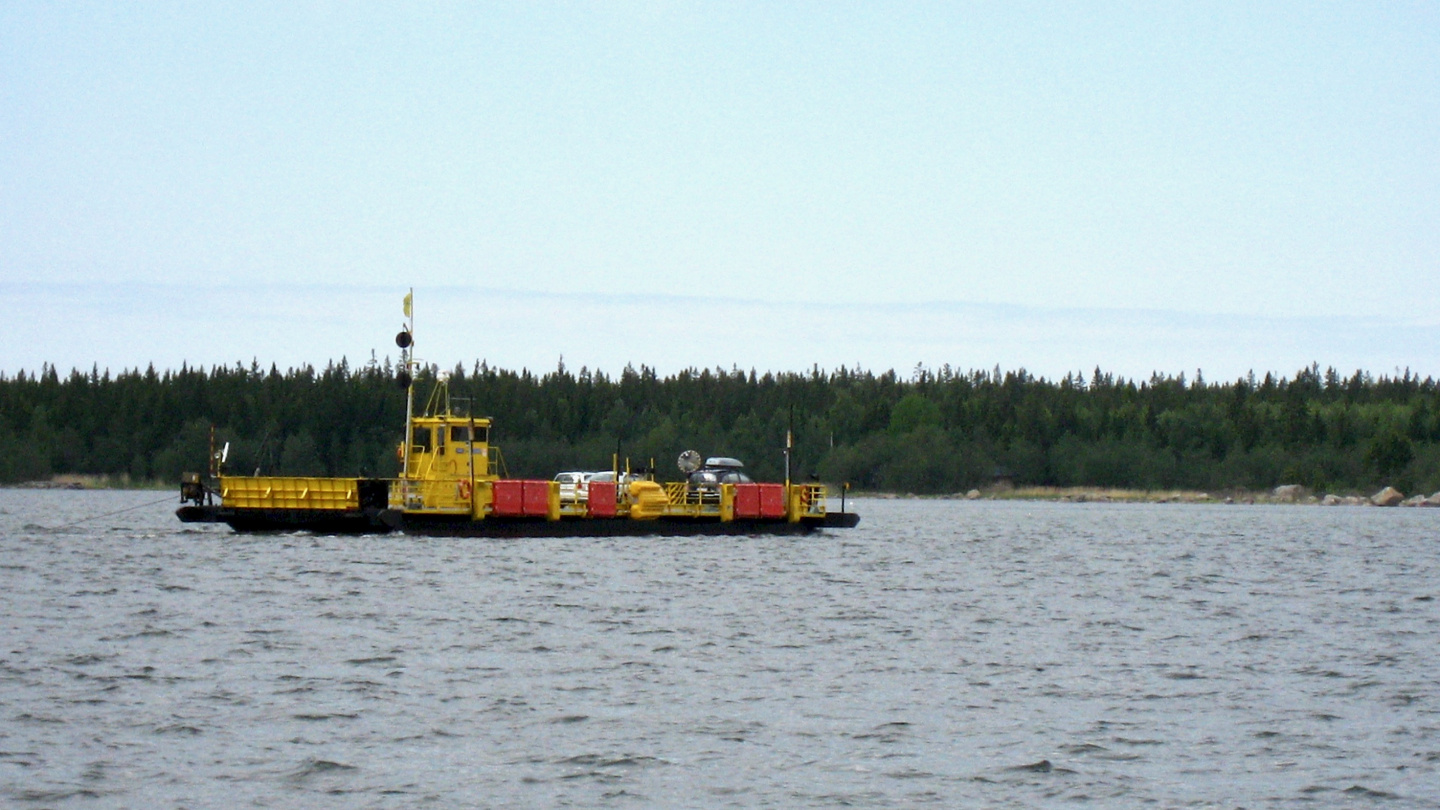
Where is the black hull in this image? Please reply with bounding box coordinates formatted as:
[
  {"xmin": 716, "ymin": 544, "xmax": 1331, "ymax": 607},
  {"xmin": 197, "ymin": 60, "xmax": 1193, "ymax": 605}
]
[
  {"xmin": 177, "ymin": 505, "xmax": 392, "ymax": 534},
  {"xmin": 177, "ymin": 505, "xmax": 859, "ymax": 537}
]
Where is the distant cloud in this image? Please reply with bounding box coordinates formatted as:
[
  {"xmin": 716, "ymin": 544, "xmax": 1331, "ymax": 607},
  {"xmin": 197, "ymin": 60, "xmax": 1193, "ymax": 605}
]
[{"xmin": 6, "ymin": 282, "xmax": 1437, "ymax": 382}]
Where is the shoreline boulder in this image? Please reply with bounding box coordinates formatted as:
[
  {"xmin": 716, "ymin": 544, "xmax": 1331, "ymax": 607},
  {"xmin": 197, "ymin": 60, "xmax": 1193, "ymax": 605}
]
[
  {"xmin": 1272, "ymin": 484, "xmax": 1306, "ymax": 502},
  {"xmin": 1371, "ymin": 486, "xmax": 1404, "ymax": 507}
]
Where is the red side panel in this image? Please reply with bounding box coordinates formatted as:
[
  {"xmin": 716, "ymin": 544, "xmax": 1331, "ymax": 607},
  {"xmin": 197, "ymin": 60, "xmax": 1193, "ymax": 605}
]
[
  {"xmin": 734, "ymin": 484, "xmax": 761, "ymax": 519},
  {"xmin": 522, "ymin": 480, "xmax": 551, "ymax": 516},
  {"xmin": 492, "ymin": 480, "xmax": 524, "ymax": 516},
  {"xmin": 758, "ymin": 484, "xmax": 786, "ymax": 518},
  {"xmin": 588, "ymin": 482, "xmax": 617, "ymax": 517}
]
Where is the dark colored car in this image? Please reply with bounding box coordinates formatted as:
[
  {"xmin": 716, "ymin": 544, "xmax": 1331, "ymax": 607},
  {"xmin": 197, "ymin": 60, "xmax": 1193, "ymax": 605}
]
[{"xmin": 686, "ymin": 458, "xmax": 753, "ymax": 502}]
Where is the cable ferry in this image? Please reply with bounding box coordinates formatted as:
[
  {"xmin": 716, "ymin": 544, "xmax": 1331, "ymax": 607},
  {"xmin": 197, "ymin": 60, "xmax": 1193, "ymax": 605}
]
[{"xmin": 176, "ymin": 296, "xmax": 859, "ymax": 537}]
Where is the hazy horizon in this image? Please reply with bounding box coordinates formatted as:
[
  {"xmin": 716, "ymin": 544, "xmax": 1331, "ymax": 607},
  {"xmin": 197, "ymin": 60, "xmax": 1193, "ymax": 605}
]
[
  {"xmin": 4, "ymin": 282, "xmax": 1436, "ymax": 384},
  {"xmin": 5, "ymin": 5, "xmax": 1437, "ymax": 380}
]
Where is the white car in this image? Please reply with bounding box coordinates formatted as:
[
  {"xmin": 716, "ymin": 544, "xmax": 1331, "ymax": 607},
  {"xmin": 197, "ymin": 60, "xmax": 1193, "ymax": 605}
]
[
  {"xmin": 586, "ymin": 471, "xmax": 646, "ymax": 484},
  {"xmin": 554, "ymin": 472, "xmax": 594, "ymax": 502},
  {"xmin": 556, "ymin": 470, "xmax": 648, "ymax": 503}
]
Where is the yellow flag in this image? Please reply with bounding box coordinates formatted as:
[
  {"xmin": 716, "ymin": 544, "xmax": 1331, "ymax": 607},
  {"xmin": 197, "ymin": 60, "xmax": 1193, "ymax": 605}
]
[{"xmin": 403, "ymin": 292, "xmax": 412, "ymax": 318}]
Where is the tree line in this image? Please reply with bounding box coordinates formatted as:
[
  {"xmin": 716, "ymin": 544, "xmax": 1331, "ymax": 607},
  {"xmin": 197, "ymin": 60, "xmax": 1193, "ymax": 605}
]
[{"xmin": 2, "ymin": 358, "xmax": 1439, "ymax": 496}]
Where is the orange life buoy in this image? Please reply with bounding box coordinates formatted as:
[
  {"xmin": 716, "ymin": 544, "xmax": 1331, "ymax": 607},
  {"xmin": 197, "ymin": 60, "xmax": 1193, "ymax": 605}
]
[{"xmin": 458, "ymin": 479, "xmax": 473, "ymax": 500}]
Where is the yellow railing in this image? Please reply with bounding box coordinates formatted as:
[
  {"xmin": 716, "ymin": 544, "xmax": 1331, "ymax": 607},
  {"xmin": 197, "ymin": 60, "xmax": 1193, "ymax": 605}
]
[
  {"xmin": 662, "ymin": 482, "xmax": 723, "ymax": 518},
  {"xmin": 664, "ymin": 482, "xmax": 695, "ymax": 504},
  {"xmin": 557, "ymin": 494, "xmax": 589, "ymax": 517},
  {"xmin": 795, "ymin": 483, "xmax": 827, "ymax": 518}
]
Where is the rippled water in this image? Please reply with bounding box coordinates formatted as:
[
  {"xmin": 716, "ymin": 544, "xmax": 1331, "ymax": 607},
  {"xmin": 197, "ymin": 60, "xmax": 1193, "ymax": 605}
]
[{"xmin": 2, "ymin": 490, "xmax": 1439, "ymax": 807}]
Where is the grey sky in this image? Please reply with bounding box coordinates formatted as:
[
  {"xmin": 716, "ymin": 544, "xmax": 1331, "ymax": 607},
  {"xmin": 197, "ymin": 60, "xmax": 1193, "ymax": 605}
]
[{"xmin": 3, "ymin": 3, "xmax": 1436, "ymax": 379}]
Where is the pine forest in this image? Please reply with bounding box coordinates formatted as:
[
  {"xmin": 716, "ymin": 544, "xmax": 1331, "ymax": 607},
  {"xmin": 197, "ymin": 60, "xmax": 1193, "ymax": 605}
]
[{"xmin": 3, "ymin": 359, "xmax": 1439, "ymax": 496}]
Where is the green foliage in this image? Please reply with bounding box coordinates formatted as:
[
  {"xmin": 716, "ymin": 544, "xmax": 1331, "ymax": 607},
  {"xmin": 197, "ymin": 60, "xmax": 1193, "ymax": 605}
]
[
  {"xmin": 1367, "ymin": 429, "xmax": 1414, "ymax": 478},
  {"xmin": 151, "ymin": 419, "xmax": 214, "ymax": 482},
  {"xmin": 278, "ymin": 431, "xmax": 324, "ymax": 476},
  {"xmin": 888, "ymin": 394, "xmax": 942, "ymax": 435},
  {"xmin": 1, "ymin": 359, "xmax": 1438, "ymax": 496}
]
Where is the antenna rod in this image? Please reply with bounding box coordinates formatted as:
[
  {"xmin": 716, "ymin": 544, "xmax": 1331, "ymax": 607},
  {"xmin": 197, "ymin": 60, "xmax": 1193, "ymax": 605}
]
[{"xmin": 402, "ymin": 288, "xmax": 415, "ymax": 495}]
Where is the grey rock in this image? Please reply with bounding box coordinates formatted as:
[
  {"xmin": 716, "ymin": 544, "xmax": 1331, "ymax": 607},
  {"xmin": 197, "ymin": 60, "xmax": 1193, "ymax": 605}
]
[
  {"xmin": 1371, "ymin": 486, "xmax": 1404, "ymax": 507},
  {"xmin": 1272, "ymin": 484, "xmax": 1305, "ymax": 501}
]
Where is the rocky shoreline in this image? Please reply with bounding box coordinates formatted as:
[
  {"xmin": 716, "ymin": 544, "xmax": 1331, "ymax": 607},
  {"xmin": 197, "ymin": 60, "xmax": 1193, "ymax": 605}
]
[
  {"xmin": 1, "ymin": 475, "xmax": 170, "ymax": 491},
  {"xmin": 1311, "ymin": 486, "xmax": 1440, "ymax": 507},
  {"xmin": 864, "ymin": 484, "xmax": 1440, "ymax": 506}
]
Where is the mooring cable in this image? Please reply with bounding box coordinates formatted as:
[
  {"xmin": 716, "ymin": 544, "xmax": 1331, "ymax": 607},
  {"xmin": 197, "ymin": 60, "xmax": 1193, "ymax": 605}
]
[{"xmin": 48, "ymin": 493, "xmax": 180, "ymax": 531}]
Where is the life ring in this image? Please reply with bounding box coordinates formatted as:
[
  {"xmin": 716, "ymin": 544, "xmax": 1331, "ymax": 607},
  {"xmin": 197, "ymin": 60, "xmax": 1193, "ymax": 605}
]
[
  {"xmin": 458, "ymin": 480, "xmax": 473, "ymax": 500},
  {"xmin": 396, "ymin": 443, "xmax": 405, "ymax": 462}
]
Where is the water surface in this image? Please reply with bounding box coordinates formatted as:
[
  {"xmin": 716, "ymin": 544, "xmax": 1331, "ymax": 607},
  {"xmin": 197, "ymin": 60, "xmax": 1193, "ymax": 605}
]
[{"xmin": 2, "ymin": 491, "xmax": 1438, "ymax": 807}]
